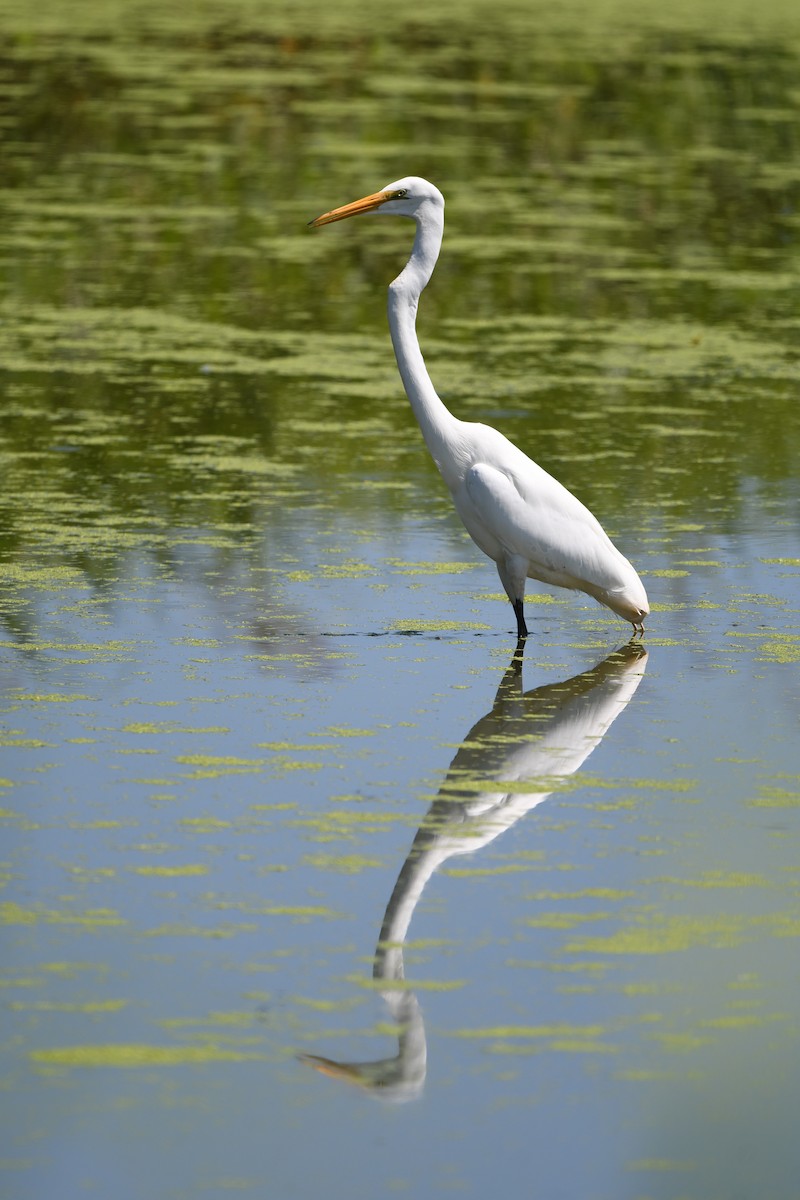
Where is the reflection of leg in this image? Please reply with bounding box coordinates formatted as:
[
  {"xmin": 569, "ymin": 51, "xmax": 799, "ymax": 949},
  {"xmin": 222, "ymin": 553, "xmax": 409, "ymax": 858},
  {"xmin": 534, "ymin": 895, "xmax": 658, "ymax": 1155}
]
[{"xmin": 513, "ymin": 598, "xmax": 528, "ymax": 640}]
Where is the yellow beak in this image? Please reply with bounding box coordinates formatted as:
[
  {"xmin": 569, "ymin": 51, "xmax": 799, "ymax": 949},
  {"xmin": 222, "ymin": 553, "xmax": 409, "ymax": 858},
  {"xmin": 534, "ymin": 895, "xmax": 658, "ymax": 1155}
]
[
  {"xmin": 308, "ymin": 189, "xmax": 395, "ymax": 227},
  {"xmin": 297, "ymin": 1053, "xmax": 370, "ymax": 1087}
]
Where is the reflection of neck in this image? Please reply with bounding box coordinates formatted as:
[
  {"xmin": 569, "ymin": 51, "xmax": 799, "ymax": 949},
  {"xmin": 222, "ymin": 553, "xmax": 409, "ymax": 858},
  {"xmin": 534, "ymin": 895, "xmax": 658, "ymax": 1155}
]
[
  {"xmin": 368, "ymin": 833, "xmax": 431, "ymax": 1093},
  {"xmin": 371, "ymin": 650, "xmax": 542, "ymax": 986},
  {"xmin": 374, "ymin": 826, "xmax": 444, "ymax": 984}
]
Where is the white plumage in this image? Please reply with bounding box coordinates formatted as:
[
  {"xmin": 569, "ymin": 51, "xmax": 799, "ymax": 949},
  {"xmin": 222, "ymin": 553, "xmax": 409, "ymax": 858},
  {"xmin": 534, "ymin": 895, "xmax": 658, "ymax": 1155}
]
[{"xmin": 310, "ymin": 176, "xmax": 648, "ymax": 638}]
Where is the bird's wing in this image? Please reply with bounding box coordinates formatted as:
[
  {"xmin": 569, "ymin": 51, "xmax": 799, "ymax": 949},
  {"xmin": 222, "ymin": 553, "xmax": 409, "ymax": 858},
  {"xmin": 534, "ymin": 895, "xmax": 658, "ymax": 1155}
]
[{"xmin": 464, "ymin": 460, "xmax": 623, "ymax": 587}]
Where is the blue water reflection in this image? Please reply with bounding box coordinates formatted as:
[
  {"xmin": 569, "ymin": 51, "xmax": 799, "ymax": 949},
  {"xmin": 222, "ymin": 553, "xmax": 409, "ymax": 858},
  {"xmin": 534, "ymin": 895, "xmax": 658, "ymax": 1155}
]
[{"xmin": 300, "ymin": 643, "xmax": 647, "ymax": 1100}]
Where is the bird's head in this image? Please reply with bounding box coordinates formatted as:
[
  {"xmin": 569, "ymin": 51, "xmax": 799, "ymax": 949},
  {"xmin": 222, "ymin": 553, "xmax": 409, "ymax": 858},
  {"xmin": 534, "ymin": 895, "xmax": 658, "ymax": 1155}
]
[{"xmin": 309, "ymin": 176, "xmax": 444, "ymax": 227}]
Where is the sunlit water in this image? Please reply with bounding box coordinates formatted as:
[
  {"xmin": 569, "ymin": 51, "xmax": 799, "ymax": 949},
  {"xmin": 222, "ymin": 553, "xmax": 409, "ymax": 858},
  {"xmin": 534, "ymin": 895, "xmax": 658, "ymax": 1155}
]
[{"xmin": 2, "ymin": 1, "xmax": 800, "ymax": 1197}]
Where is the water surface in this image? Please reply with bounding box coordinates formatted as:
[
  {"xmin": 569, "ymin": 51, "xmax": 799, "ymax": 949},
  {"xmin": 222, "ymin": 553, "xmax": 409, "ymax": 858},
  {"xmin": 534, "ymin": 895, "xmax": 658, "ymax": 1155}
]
[{"xmin": 1, "ymin": 1, "xmax": 799, "ymax": 1197}]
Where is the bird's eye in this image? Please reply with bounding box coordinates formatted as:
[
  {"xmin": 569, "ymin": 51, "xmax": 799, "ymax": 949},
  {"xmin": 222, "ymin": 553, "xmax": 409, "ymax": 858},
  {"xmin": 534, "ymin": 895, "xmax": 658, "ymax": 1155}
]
[{"xmin": 394, "ymin": 188, "xmax": 408, "ymax": 198}]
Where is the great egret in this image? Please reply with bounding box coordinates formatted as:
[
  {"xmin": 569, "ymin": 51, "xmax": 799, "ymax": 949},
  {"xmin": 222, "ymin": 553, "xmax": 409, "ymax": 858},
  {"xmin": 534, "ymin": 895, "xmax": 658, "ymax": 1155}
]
[{"xmin": 309, "ymin": 176, "xmax": 649, "ymax": 639}]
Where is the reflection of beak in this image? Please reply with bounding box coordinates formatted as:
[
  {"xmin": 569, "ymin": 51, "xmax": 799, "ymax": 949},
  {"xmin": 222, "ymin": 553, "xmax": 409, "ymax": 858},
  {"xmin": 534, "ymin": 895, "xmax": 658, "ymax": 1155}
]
[
  {"xmin": 297, "ymin": 1052, "xmax": 372, "ymax": 1088},
  {"xmin": 308, "ymin": 189, "xmax": 394, "ymax": 227}
]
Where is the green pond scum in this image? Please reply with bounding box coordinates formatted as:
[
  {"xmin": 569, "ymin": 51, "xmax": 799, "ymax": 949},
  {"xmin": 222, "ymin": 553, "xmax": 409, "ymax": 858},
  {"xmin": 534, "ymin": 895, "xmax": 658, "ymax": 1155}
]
[{"xmin": 1, "ymin": 0, "xmax": 800, "ymax": 1197}]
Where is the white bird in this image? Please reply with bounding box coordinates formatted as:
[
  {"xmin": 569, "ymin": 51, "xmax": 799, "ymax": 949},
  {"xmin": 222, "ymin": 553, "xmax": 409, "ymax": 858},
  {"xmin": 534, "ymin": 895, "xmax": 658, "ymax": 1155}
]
[{"xmin": 309, "ymin": 176, "xmax": 649, "ymax": 639}]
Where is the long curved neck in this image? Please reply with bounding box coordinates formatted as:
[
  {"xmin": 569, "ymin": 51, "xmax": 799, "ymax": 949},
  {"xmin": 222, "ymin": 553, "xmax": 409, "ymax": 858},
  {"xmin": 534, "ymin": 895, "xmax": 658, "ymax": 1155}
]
[{"xmin": 387, "ymin": 209, "xmax": 461, "ymax": 469}]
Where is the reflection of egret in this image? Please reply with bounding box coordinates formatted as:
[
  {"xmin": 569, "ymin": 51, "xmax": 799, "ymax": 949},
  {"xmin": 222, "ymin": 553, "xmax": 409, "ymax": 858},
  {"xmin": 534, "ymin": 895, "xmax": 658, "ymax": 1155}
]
[
  {"xmin": 299, "ymin": 642, "xmax": 647, "ymax": 1100},
  {"xmin": 310, "ymin": 178, "xmax": 649, "ymax": 639}
]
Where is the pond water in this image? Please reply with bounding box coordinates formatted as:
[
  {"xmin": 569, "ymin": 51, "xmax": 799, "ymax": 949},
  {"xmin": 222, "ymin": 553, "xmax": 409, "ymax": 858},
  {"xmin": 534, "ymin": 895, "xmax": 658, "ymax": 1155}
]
[{"xmin": 1, "ymin": 1, "xmax": 800, "ymax": 1197}]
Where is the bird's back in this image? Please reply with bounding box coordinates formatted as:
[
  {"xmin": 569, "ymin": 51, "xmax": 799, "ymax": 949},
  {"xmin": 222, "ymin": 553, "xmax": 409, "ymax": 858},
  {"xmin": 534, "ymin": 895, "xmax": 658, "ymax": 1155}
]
[{"xmin": 446, "ymin": 421, "xmax": 648, "ymax": 620}]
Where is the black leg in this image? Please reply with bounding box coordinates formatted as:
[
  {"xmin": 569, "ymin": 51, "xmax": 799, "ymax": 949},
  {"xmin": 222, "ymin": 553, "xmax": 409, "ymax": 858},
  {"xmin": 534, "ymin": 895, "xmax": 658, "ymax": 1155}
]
[{"xmin": 513, "ymin": 598, "xmax": 528, "ymax": 640}]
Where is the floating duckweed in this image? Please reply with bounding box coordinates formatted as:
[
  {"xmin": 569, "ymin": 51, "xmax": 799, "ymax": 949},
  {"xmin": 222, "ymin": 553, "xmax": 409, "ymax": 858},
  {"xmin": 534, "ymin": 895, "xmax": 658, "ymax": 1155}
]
[
  {"xmin": 257, "ymin": 742, "xmax": 338, "ymax": 752},
  {"xmin": 291, "ymin": 996, "xmax": 364, "ymax": 1012},
  {"xmin": 179, "ymin": 818, "xmax": 232, "ymax": 831},
  {"xmin": 124, "ymin": 722, "xmax": 230, "ymax": 735},
  {"xmin": 10, "ymin": 999, "xmax": 128, "ymax": 1013},
  {"xmin": 319, "ymin": 727, "xmax": 376, "ymax": 738},
  {"xmin": 0, "ymin": 564, "xmax": 88, "ymax": 588},
  {"xmin": 653, "ymin": 871, "xmax": 770, "ymax": 887},
  {"xmin": 547, "ymin": 1039, "xmax": 618, "ymax": 1054},
  {"xmin": 273, "ymin": 904, "xmax": 340, "ymax": 921},
  {"xmin": 386, "ymin": 559, "xmax": 479, "ymax": 575},
  {"xmin": 30, "ymin": 1043, "xmax": 264, "ymax": 1068},
  {"xmin": 748, "ymin": 787, "xmax": 800, "ymax": 808},
  {"xmin": 302, "ymin": 853, "xmax": 384, "ymax": 874},
  {"xmin": 451, "ymin": 1022, "xmax": 608, "ymax": 1039},
  {"xmin": 526, "ymin": 887, "xmax": 634, "ymax": 900},
  {"xmin": 143, "ymin": 923, "xmax": 258, "ymax": 938},
  {"xmin": 71, "ymin": 820, "xmax": 126, "ymax": 830},
  {"xmin": 287, "ymin": 561, "xmax": 375, "ymax": 582},
  {"xmin": 0, "ymin": 735, "xmax": 56, "ymax": 748},
  {"xmin": 66, "ymin": 866, "xmax": 116, "ymax": 879},
  {"xmin": 211, "ymin": 902, "xmax": 340, "ymax": 920},
  {"xmin": 441, "ymin": 863, "xmax": 537, "ymax": 877},
  {"xmin": 755, "ymin": 639, "xmax": 800, "ymax": 664},
  {"xmin": 654, "ymin": 1033, "xmax": 715, "ymax": 1052},
  {"xmin": 288, "ymin": 811, "xmax": 417, "ymax": 845},
  {"xmin": 522, "ymin": 911, "xmax": 612, "ymax": 929},
  {"xmin": 348, "ymin": 975, "xmax": 465, "ymax": 992},
  {"xmin": 566, "ymin": 915, "xmax": 747, "ymax": 954},
  {"xmin": 131, "ymin": 864, "xmax": 209, "ymax": 877},
  {"xmin": 159, "ymin": 1011, "xmax": 260, "ymax": 1029},
  {"xmin": 698, "ymin": 1014, "xmax": 769, "ymax": 1029},
  {"xmin": 175, "ymin": 755, "xmax": 266, "ymax": 779},
  {"xmin": 1, "ymin": 903, "xmax": 125, "ymax": 928}
]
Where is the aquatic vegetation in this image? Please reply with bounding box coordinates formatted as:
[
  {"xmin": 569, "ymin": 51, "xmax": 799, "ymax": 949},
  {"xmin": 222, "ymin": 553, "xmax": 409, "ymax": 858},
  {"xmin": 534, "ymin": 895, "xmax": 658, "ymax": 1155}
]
[
  {"xmin": 1, "ymin": 1, "xmax": 799, "ymax": 1196},
  {"xmin": 30, "ymin": 1043, "xmax": 265, "ymax": 1067}
]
